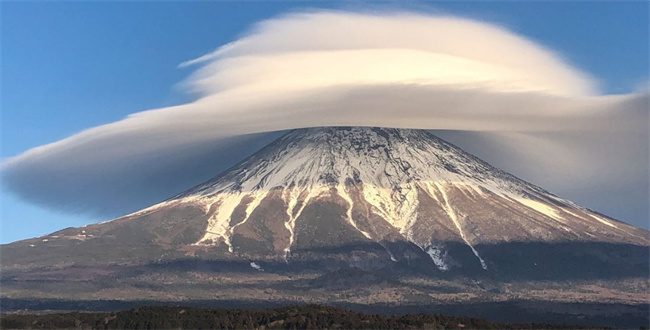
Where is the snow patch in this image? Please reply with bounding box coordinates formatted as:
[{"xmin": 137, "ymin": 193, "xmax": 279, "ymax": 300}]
[
  {"xmin": 196, "ymin": 193, "xmax": 247, "ymax": 251},
  {"xmin": 425, "ymin": 245, "xmax": 449, "ymax": 271},
  {"xmin": 361, "ymin": 184, "xmax": 419, "ymax": 236},
  {"xmin": 516, "ymin": 198, "xmax": 563, "ymax": 221},
  {"xmin": 231, "ymin": 191, "xmax": 268, "ymax": 232},
  {"xmin": 337, "ymin": 183, "xmax": 372, "ymax": 239},
  {"xmin": 435, "ymin": 182, "xmax": 487, "ymax": 270},
  {"xmin": 250, "ymin": 262, "xmax": 264, "ymax": 271},
  {"xmin": 560, "ymin": 207, "xmax": 583, "ymax": 219},
  {"xmin": 119, "ymin": 200, "xmax": 174, "ymax": 221},
  {"xmin": 282, "ymin": 186, "xmax": 320, "ymax": 258},
  {"xmin": 587, "ymin": 214, "xmax": 618, "ymax": 228}
]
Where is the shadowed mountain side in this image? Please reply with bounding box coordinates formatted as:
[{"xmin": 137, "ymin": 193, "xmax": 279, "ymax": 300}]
[{"xmin": 2, "ymin": 242, "xmax": 648, "ymax": 281}]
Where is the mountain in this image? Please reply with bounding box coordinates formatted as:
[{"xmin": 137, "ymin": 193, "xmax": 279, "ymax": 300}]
[
  {"xmin": 172, "ymin": 126, "xmax": 646, "ymax": 264},
  {"xmin": 2, "ymin": 127, "xmax": 648, "ymax": 325}
]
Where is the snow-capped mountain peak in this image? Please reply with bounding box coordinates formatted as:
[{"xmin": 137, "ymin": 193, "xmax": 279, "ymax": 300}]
[{"xmin": 122, "ymin": 127, "xmax": 646, "ymax": 271}]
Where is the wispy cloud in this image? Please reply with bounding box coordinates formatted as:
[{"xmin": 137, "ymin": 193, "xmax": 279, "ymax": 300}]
[{"xmin": 2, "ymin": 10, "xmax": 647, "ymax": 227}]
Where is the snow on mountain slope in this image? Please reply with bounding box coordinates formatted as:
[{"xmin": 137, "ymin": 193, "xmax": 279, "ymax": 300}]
[{"xmin": 114, "ymin": 127, "xmax": 647, "ymax": 270}]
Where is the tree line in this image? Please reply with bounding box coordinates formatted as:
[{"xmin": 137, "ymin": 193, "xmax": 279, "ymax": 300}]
[{"xmin": 1, "ymin": 304, "xmax": 610, "ymax": 329}]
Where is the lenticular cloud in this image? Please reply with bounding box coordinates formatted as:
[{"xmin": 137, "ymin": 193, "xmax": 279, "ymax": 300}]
[
  {"xmin": 2, "ymin": 11, "xmax": 648, "ymax": 227},
  {"xmin": 182, "ymin": 11, "xmax": 597, "ymax": 97}
]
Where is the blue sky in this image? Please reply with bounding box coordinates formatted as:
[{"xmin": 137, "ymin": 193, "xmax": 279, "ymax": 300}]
[{"xmin": 1, "ymin": 1, "xmax": 648, "ymax": 243}]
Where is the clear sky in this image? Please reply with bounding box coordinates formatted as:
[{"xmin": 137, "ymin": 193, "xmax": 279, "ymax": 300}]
[{"xmin": 1, "ymin": 1, "xmax": 648, "ymax": 243}]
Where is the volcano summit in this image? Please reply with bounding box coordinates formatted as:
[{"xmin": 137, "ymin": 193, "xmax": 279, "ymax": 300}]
[
  {"xmin": 177, "ymin": 127, "xmax": 646, "ymax": 263},
  {"xmin": 2, "ymin": 127, "xmax": 648, "ymax": 324}
]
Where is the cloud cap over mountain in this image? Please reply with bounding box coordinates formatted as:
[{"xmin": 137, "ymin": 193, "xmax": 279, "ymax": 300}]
[{"xmin": 2, "ymin": 10, "xmax": 648, "ymax": 228}]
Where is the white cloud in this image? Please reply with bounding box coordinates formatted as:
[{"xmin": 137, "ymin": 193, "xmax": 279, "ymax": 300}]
[{"xmin": 2, "ymin": 10, "xmax": 647, "ymax": 228}]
